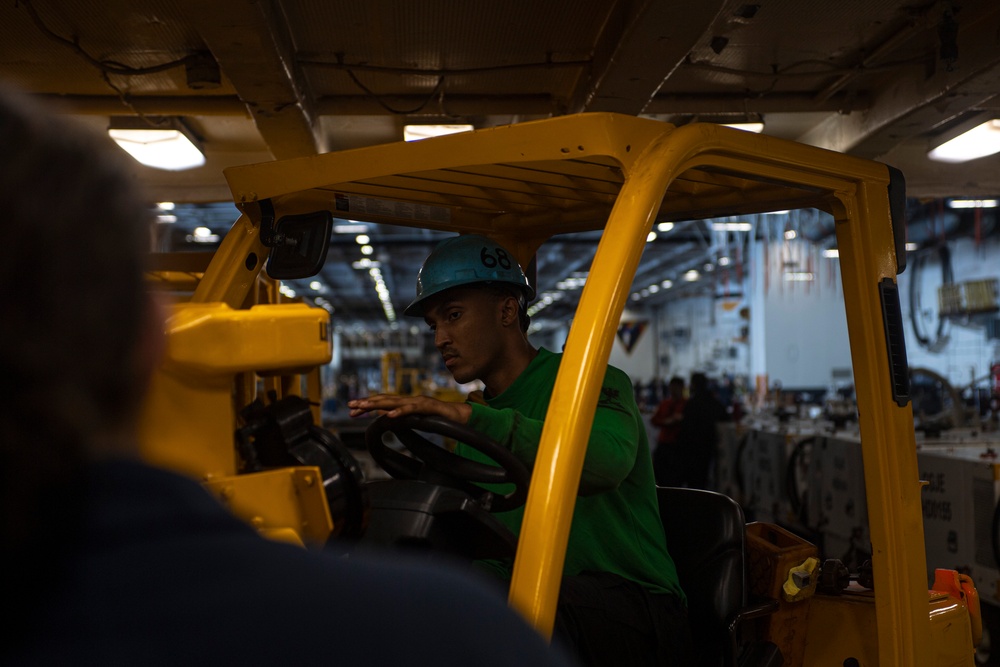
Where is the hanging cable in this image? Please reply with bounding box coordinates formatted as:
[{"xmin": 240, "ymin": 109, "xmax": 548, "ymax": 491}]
[
  {"xmin": 908, "ymin": 244, "xmax": 953, "ymax": 352},
  {"xmin": 20, "ymin": 0, "xmax": 200, "ymax": 76}
]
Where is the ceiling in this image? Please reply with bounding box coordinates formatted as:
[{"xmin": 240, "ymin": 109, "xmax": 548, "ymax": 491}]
[{"xmin": 4, "ymin": 0, "xmax": 1000, "ymax": 332}]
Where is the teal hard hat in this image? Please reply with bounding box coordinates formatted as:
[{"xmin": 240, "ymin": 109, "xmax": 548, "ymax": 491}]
[{"xmin": 404, "ymin": 234, "xmax": 535, "ymax": 317}]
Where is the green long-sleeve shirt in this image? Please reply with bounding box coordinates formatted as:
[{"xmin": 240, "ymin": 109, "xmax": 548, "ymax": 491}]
[{"xmin": 460, "ymin": 347, "xmax": 684, "ymax": 600}]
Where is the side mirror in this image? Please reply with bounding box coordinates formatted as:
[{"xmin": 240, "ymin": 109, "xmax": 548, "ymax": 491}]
[{"xmin": 265, "ymin": 211, "xmax": 332, "ymax": 280}]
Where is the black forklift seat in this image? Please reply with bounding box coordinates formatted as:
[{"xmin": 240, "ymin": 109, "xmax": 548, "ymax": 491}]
[{"xmin": 656, "ymin": 486, "xmax": 781, "ymax": 667}]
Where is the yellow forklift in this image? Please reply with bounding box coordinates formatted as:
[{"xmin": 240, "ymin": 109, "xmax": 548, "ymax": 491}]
[{"xmin": 139, "ymin": 112, "xmax": 981, "ymax": 665}]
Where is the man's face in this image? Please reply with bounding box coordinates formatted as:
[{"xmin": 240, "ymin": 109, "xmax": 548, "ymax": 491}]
[{"xmin": 421, "ymin": 285, "xmax": 506, "ymax": 385}]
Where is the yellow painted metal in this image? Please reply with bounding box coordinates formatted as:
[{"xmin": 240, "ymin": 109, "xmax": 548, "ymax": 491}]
[
  {"xmin": 212, "ymin": 112, "xmax": 974, "ymax": 663},
  {"xmin": 138, "ymin": 301, "xmax": 331, "ymax": 480},
  {"xmin": 381, "ymin": 351, "xmax": 422, "ymax": 396},
  {"xmin": 381, "ymin": 351, "xmax": 400, "ymax": 394},
  {"xmin": 202, "ymin": 467, "xmax": 334, "ymax": 546},
  {"xmin": 803, "ymin": 589, "xmax": 975, "ymax": 667},
  {"xmin": 192, "ymin": 210, "xmax": 269, "ymax": 308},
  {"xmin": 832, "ymin": 182, "xmax": 929, "ymax": 664},
  {"xmin": 163, "ymin": 303, "xmax": 329, "ymax": 375}
]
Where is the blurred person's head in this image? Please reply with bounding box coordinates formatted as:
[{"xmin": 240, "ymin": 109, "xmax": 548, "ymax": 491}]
[
  {"xmin": 0, "ymin": 84, "xmax": 158, "ymax": 634},
  {"xmin": 690, "ymin": 372, "xmax": 709, "ymax": 395},
  {"xmin": 668, "ymin": 376, "xmax": 685, "ymax": 398}
]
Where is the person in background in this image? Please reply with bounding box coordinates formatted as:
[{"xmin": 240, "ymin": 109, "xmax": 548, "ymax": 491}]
[
  {"xmin": 349, "ymin": 235, "xmax": 693, "ymax": 667},
  {"xmin": 650, "ymin": 376, "xmax": 687, "ymax": 486},
  {"xmin": 0, "ymin": 85, "xmax": 571, "ymax": 667},
  {"xmin": 676, "ymin": 372, "xmax": 729, "ymax": 490}
]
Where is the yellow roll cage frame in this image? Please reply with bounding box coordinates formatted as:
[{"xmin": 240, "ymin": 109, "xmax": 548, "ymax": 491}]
[{"xmin": 142, "ymin": 112, "xmax": 974, "ymax": 665}]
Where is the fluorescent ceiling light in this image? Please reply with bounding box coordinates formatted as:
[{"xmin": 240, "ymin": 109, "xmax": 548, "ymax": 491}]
[
  {"xmin": 361, "ymin": 245, "xmax": 374, "ymax": 255},
  {"xmin": 948, "ymin": 199, "xmax": 998, "ymax": 209},
  {"xmin": 661, "ymin": 279, "xmax": 673, "ymax": 289},
  {"xmin": 334, "ymin": 223, "xmax": 368, "ymax": 233},
  {"xmin": 108, "ymin": 119, "xmax": 205, "ymax": 171},
  {"xmin": 822, "ymin": 249, "xmax": 839, "ymax": 258},
  {"xmin": 905, "ymin": 242, "xmax": 919, "ymax": 251},
  {"xmin": 309, "ymin": 281, "xmax": 322, "ymax": 291},
  {"xmin": 784, "ymin": 230, "xmax": 797, "ymax": 240},
  {"xmin": 718, "ymin": 256, "xmax": 731, "ymax": 266},
  {"xmin": 404, "ymin": 124, "xmax": 474, "ymax": 142},
  {"xmin": 784, "ymin": 272, "xmax": 814, "ymax": 281},
  {"xmin": 723, "ymin": 122, "xmax": 764, "ymax": 133},
  {"xmin": 646, "ymin": 231, "xmax": 657, "ymax": 242},
  {"xmin": 356, "ymin": 234, "xmax": 370, "ymax": 244},
  {"xmin": 683, "ymin": 270, "xmax": 700, "ymax": 281},
  {"xmin": 712, "ymin": 222, "xmax": 752, "ymax": 231},
  {"xmin": 657, "ymin": 222, "xmax": 675, "ymax": 232},
  {"xmin": 187, "ymin": 226, "xmax": 219, "ymax": 243},
  {"xmin": 928, "ymin": 120, "xmax": 1000, "ymax": 163}
]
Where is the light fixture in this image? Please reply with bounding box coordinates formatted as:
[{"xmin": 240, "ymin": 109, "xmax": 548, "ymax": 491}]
[
  {"xmin": 108, "ymin": 117, "xmax": 205, "ymax": 171},
  {"xmin": 822, "ymin": 249, "xmax": 839, "ymax": 258},
  {"xmin": 905, "ymin": 242, "xmax": 919, "ymax": 251},
  {"xmin": 334, "ymin": 223, "xmax": 369, "ymax": 234},
  {"xmin": 722, "ymin": 122, "xmax": 764, "ymax": 134},
  {"xmin": 712, "ymin": 222, "xmax": 752, "ymax": 231},
  {"xmin": 309, "ymin": 281, "xmax": 322, "ymax": 291},
  {"xmin": 784, "ymin": 230, "xmax": 797, "ymax": 240},
  {"xmin": 718, "ymin": 256, "xmax": 731, "ymax": 266},
  {"xmin": 187, "ymin": 226, "xmax": 220, "ymax": 243},
  {"xmin": 661, "ymin": 279, "xmax": 673, "ymax": 289},
  {"xmin": 646, "ymin": 231, "xmax": 657, "ymax": 242},
  {"xmin": 403, "ymin": 124, "xmax": 474, "ymax": 142},
  {"xmin": 783, "ymin": 272, "xmax": 814, "ymax": 282},
  {"xmin": 657, "ymin": 222, "xmax": 675, "ymax": 232},
  {"xmin": 948, "ymin": 199, "xmax": 999, "ymax": 209},
  {"xmin": 684, "ymin": 270, "xmax": 700, "ymax": 281},
  {"xmin": 928, "ymin": 120, "xmax": 1000, "ymax": 163},
  {"xmin": 361, "ymin": 245, "xmax": 374, "ymax": 255}
]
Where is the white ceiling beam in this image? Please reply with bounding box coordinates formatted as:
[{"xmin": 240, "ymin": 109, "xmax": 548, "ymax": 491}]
[
  {"xmin": 798, "ymin": 3, "xmax": 1000, "ymax": 158},
  {"xmin": 570, "ymin": 0, "xmax": 730, "ymax": 115},
  {"xmin": 177, "ymin": 0, "xmax": 327, "ymax": 159}
]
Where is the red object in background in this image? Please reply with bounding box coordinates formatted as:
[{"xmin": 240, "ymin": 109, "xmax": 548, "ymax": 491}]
[{"xmin": 990, "ymin": 362, "xmax": 1000, "ymax": 417}]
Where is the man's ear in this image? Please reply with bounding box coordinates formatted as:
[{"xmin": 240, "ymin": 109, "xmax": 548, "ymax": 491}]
[{"xmin": 499, "ymin": 295, "xmax": 519, "ymax": 328}]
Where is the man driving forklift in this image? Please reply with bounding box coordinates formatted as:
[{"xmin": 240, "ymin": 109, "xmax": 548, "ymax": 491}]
[{"xmin": 349, "ymin": 234, "xmax": 693, "ymax": 666}]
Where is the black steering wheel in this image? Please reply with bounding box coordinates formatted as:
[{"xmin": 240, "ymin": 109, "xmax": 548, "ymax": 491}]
[{"xmin": 365, "ymin": 414, "xmax": 530, "ymax": 513}]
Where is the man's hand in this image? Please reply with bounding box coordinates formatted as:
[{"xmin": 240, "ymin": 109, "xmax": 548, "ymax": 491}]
[{"xmin": 348, "ymin": 394, "xmax": 473, "ymax": 424}]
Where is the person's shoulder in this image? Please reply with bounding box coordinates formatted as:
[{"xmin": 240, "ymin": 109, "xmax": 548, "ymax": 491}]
[
  {"xmin": 292, "ymin": 551, "xmax": 572, "ymax": 666},
  {"xmin": 602, "ymin": 363, "xmax": 633, "ymax": 388}
]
